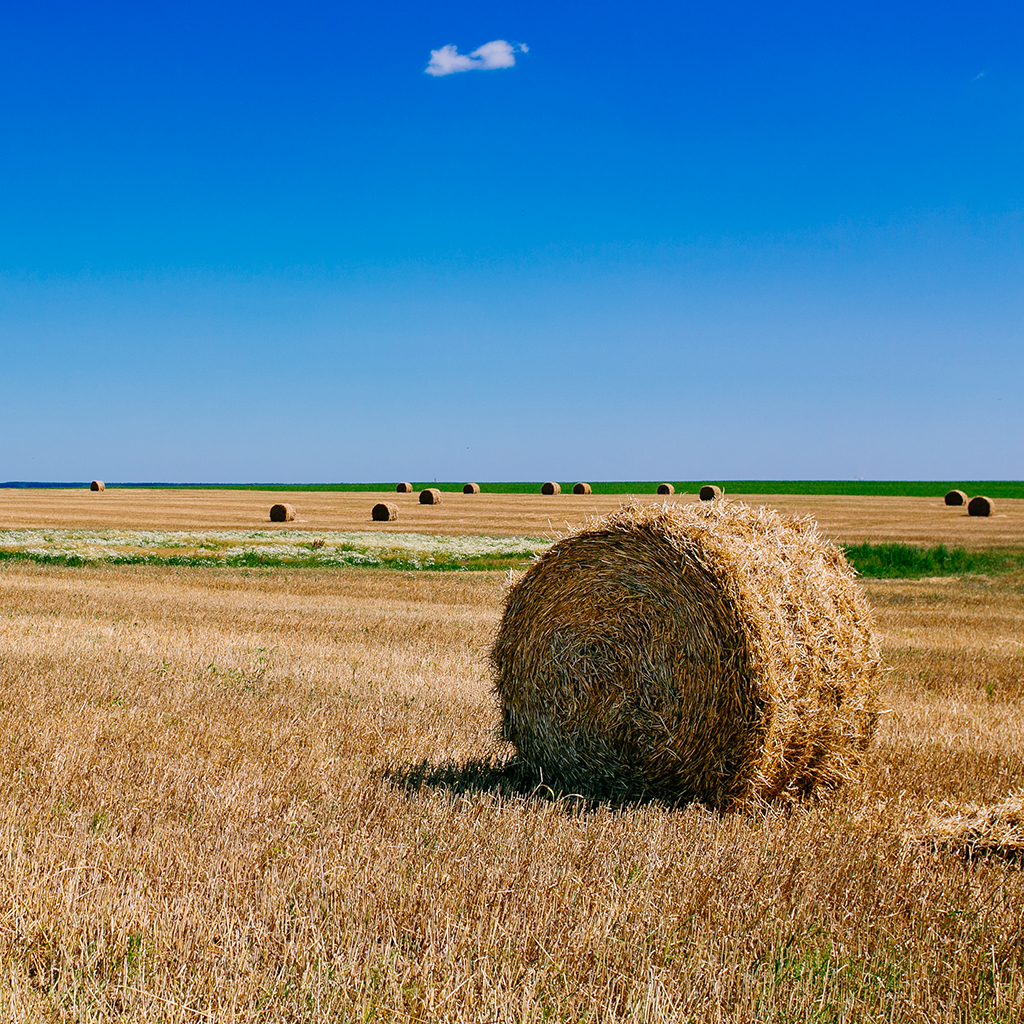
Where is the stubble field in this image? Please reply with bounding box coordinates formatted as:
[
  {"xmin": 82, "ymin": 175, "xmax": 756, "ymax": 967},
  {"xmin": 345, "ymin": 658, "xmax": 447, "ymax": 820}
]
[{"xmin": 1, "ymin": 490, "xmax": 1022, "ymax": 1022}]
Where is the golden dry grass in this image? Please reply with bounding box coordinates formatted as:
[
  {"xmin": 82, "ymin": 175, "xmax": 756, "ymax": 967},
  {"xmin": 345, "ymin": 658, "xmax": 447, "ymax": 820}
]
[
  {"xmin": 0, "ymin": 556, "xmax": 1023, "ymax": 1021},
  {"xmin": 4, "ymin": 488, "xmax": 1024, "ymax": 549}
]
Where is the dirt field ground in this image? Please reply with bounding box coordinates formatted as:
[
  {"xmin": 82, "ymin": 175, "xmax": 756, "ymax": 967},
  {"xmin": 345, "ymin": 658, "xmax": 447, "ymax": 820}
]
[
  {"xmin": 3, "ymin": 487, "xmax": 1024, "ymax": 548},
  {"xmin": 1, "ymin": 492, "xmax": 1022, "ymax": 1020}
]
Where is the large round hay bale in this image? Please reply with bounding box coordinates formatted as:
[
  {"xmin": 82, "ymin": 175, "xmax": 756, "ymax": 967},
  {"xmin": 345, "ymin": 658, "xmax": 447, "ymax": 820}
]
[
  {"xmin": 419, "ymin": 487, "xmax": 442, "ymax": 505},
  {"xmin": 541, "ymin": 482, "xmax": 561, "ymax": 495},
  {"xmin": 573, "ymin": 482, "xmax": 592, "ymax": 495},
  {"xmin": 657, "ymin": 483, "xmax": 675, "ymax": 495},
  {"xmin": 463, "ymin": 482, "xmax": 481, "ymax": 494},
  {"xmin": 944, "ymin": 489, "xmax": 968, "ymax": 506},
  {"xmin": 968, "ymin": 495, "xmax": 994, "ymax": 517},
  {"xmin": 372, "ymin": 502, "xmax": 399, "ymax": 522},
  {"xmin": 699, "ymin": 484, "xmax": 723, "ymax": 501},
  {"xmin": 396, "ymin": 482, "xmax": 413, "ymax": 493},
  {"xmin": 491, "ymin": 501, "xmax": 880, "ymax": 809},
  {"xmin": 269, "ymin": 503, "xmax": 296, "ymax": 522},
  {"xmin": 90, "ymin": 480, "xmax": 105, "ymax": 492}
]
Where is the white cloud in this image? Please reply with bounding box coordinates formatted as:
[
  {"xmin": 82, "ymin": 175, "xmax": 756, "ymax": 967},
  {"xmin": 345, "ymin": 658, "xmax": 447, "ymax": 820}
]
[{"xmin": 425, "ymin": 40, "xmax": 527, "ymax": 77}]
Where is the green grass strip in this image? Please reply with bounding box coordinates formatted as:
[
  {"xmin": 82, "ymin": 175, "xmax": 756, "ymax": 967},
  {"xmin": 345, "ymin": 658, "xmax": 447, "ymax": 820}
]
[
  {"xmin": 6, "ymin": 480, "xmax": 1024, "ymax": 498},
  {"xmin": 841, "ymin": 543, "xmax": 1024, "ymax": 579}
]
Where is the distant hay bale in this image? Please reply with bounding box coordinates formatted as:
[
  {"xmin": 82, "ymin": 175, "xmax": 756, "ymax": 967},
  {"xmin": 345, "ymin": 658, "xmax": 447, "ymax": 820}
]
[
  {"xmin": 541, "ymin": 482, "xmax": 561, "ymax": 495},
  {"xmin": 396, "ymin": 482, "xmax": 413, "ymax": 493},
  {"xmin": 372, "ymin": 502, "xmax": 399, "ymax": 522},
  {"xmin": 90, "ymin": 480, "xmax": 105, "ymax": 492},
  {"xmin": 491, "ymin": 501, "xmax": 880, "ymax": 809},
  {"xmin": 657, "ymin": 483, "xmax": 675, "ymax": 495},
  {"xmin": 573, "ymin": 482, "xmax": 592, "ymax": 495},
  {"xmin": 917, "ymin": 792, "xmax": 1024, "ymax": 862},
  {"xmin": 269, "ymin": 503, "xmax": 296, "ymax": 522},
  {"xmin": 968, "ymin": 495, "xmax": 994, "ymax": 517},
  {"xmin": 419, "ymin": 487, "xmax": 442, "ymax": 505},
  {"xmin": 463, "ymin": 482, "xmax": 481, "ymax": 494},
  {"xmin": 944, "ymin": 489, "xmax": 968, "ymax": 506},
  {"xmin": 699, "ymin": 485, "xmax": 723, "ymax": 501}
]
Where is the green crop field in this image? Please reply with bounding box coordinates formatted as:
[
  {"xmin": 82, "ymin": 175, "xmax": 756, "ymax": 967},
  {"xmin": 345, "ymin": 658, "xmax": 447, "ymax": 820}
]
[{"xmin": 8, "ymin": 480, "xmax": 1024, "ymax": 498}]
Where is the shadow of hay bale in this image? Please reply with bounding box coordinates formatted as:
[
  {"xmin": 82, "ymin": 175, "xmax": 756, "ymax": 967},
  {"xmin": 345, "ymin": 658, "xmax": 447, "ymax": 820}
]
[{"xmin": 381, "ymin": 756, "xmax": 746, "ymax": 812}]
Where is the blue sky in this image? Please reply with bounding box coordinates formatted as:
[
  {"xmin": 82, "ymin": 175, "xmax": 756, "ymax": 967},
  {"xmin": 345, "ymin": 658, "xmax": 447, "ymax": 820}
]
[{"xmin": 1, "ymin": 0, "xmax": 1022, "ymax": 482}]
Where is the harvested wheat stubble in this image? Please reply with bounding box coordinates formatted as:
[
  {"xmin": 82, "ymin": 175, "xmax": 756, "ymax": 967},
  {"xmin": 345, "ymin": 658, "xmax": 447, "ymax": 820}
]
[
  {"xmin": 371, "ymin": 502, "xmax": 399, "ymax": 522},
  {"xmin": 269, "ymin": 503, "xmax": 296, "ymax": 522},
  {"xmin": 968, "ymin": 495, "xmax": 994, "ymax": 517},
  {"xmin": 541, "ymin": 482, "xmax": 561, "ymax": 495},
  {"xmin": 492, "ymin": 501, "xmax": 880, "ymax": 808},
  {"xmin": 918, "ymin": 792, "xmax": 1024, "ymax": 862},
  {"xmin": 573, "ymin": 482, "xmax": 592, "ymax": 495},
  {"xmin": 419, "ymin": 487, "xmax": 442, "ymax": 505},
  {"xmin": 90, "ymin": 480, "xmax": 104, "ymax": 492},
  {"xmin": 657, "ymin": 483, "xmax": 675, "ymax": 495},
  {"xmin": 396, "ymin": 482, "xmax": 413, "ymax": 493},
  {"xmin": 699, "ymin": 484, "xmax": 723, "ymax": 501},
  {"xmin": 463, "ymin": 482, "xmax": 481, "ymax": 494},
  {"xmin": 944, "ymin": 489, "xmax": 968, "ymax": 506}
]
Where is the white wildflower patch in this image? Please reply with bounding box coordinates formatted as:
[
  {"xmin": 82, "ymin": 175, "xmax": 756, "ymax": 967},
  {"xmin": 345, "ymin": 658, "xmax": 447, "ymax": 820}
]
[{"xmin": 0, "ymin": 530, "xmax": 551, "ymax": 569}]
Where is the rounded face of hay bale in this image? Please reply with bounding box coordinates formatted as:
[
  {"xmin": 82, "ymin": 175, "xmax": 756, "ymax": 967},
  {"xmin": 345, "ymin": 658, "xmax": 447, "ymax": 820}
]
[
  {"xmin": 968, "ymin": 495, "xmax": 993, "ymax": 517},
  {"xmin": 541, "ymin": 482, "xmax": 561, "ymax": 495},
  {"xmin": 396, "ymin": 482, "xmax": 413, "ymax": 493},
  {"xmin": 269, "ymin": 503, "xmax": 295, "ymax": 522},
  {"xmin": 699, "ymin": 485, "xmax": 722, "ymax": 501},
  {"xmin": 657, "ymin": 483, "xmax": 675, "ymax": 495},
  {"xmin": 491, "ymin": 502, "xmax": 879, "ymax": 808},
  {"xmin": 371, "ymin": 502, "xmax": 398, "ymax": 522},
  {"xmin": 463, "ymin": 482, "xmax": 481, "ymax": 494},
  {"xmin": 419, "ymin": 487, "xmax": 442, "ymax": 505},
  {"xmin": 90, "ymin": 480, "xmax": 105, "ymax": 492},
  {"xmin": 944, "ymin": 489, "xmax": 967, "ymax": 506},
  {"xmin": 573, "ymin": 482, "xmax": 592, "ymax": 495}
]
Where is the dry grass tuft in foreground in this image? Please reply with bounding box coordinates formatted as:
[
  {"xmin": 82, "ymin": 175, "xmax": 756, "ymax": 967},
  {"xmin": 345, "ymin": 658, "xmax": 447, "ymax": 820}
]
[{"xmin": 0, "ymin": 561, "xmax": 1022, "ymax": 1021}]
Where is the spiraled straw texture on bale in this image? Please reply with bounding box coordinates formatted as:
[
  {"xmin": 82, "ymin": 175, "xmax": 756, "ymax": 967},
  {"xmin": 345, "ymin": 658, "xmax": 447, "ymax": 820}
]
[
  {"xmin": 90, "ymin": 480, "xmax": 105, "ymax": 492},
  {"xmin": 371, "ymin": 502, "xmax": 399, "ymax": 522},
  {"xmin": 463, "ymin": 482, "xmax": 481, "ymax": 494},
  {"xmin": 657, "ymin": 483, "xmax": 675, "ymax": 495},
  {"xmin": 944, "ymin": 489, "xmax": 968, "ymax": 506},
  {"xmin": 419, "ymin": 488, "xmax": 442, "ymax": 505},
  {"xmin": 699, "ymin": 485, "xmax": 723, "ymax": 501},
  {"xmin": 491, "ymin": 501, "xmax": 880, "ymax": 809},
  {"xmin": 968, "ymin": 495, "xmax": 994, "ymax": 517},
  {"xmin": 396, "ymin": 482, "xmax": 413, "ymax": 493},
  {"xmin": 541, "ymin": 482, "xmax": 561, "ymax": 495},
  {"xmin": 573, "ymin": 482, "xmax": 592, "ymax": 495},
  {"xmin": 917, "ymin": 792, "xmax": 1024, "ymax": 862},
  {"xmin": 269, "ymin": 503, "xmax": 296, "ymax": 522}
]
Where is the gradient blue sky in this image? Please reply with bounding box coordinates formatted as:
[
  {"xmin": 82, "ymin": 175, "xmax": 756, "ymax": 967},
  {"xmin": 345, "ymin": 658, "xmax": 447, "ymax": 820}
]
[{"xmin": 2, "ymin": 1, "xmax": 1022, "ymax": 482}]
